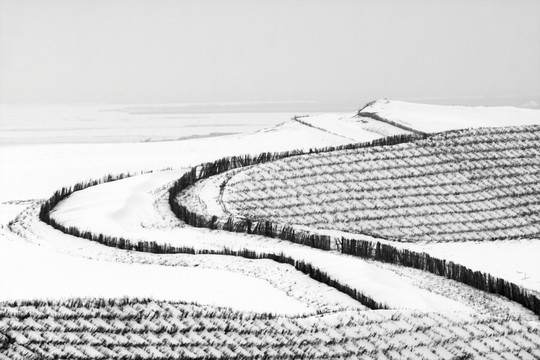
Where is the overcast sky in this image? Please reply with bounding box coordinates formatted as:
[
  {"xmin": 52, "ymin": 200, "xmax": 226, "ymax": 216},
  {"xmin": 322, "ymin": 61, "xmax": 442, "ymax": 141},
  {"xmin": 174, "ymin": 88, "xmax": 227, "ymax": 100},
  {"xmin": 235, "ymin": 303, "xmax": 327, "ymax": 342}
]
[{"xmin": 1, "ymin": 0, "xmax": 539, "ymax": 109}]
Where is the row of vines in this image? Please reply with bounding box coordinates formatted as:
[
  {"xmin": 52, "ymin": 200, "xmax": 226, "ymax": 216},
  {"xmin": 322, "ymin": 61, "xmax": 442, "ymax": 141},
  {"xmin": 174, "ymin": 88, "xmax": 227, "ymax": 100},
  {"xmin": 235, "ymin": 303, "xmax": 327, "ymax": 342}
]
[{"xmin": 1, "ymin": 298, "xmax": 539, "ymax": 360}]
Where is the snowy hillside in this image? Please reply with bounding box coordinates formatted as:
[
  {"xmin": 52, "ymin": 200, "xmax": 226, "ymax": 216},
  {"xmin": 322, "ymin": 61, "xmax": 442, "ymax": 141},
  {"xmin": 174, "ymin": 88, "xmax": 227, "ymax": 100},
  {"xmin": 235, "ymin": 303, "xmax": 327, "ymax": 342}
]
[{"xmin": 3, "ymin": 101, "xmax": 540, "ymax": 359}]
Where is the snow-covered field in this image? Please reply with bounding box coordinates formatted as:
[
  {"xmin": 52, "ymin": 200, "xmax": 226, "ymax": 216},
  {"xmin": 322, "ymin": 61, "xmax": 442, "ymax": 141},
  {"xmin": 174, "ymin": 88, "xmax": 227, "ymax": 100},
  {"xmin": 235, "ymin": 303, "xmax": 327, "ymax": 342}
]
[
  {"xmin": 1, "ymin": 107, "xmax": 371, "ymax": 313},
  {"xmin": 2, "ymin": 100, "xmax": 540, "ymax": 357}
]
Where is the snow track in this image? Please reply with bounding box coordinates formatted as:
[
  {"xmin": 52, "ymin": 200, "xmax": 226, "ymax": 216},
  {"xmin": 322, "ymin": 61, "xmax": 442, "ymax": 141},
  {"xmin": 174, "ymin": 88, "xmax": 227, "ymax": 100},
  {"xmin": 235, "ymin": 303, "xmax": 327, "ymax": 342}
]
[{"xmin": 4, "ymin": 200, "xmax": 363, "ymax": 314}]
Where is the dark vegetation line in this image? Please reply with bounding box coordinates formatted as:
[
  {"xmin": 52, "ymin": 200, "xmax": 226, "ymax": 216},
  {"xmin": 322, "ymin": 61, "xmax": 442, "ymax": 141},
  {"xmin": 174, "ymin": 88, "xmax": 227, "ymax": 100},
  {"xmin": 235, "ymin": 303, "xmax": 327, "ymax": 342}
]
[
  {"xmin": 242, "ymin": 145, "xmax": 540, "ymax": 181},
  {"xmin": 356, "ymin": 112, "xmax": 428, "ymax": 137},
  {"xmin": 292, "ymin": 115, "xmax": 358, "ymax": 142},
  {"xmin": 167, "ymin": 130, "xmax": 540, "ymax": 316},
  {"xmin": 356, "ymin": 101, "xmax": 428, "ymax": 136},
  {"xmin": 341, "ymin": 239, "xmax": 540, "ymax": 317},
  {"xmin": 36, "ymin": 174, "xmax": 390, "ymax": 311},
  {"xmin": 236, "ymin": 189, "xmax": 540, "ymax": 226}
]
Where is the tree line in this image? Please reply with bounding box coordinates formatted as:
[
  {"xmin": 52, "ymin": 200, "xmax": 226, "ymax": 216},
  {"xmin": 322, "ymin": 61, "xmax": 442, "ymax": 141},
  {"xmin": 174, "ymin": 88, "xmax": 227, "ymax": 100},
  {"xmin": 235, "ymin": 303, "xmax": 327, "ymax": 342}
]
[{"xmin": 340, "ymin": 239, "xmax": 540, "ymax": 315}]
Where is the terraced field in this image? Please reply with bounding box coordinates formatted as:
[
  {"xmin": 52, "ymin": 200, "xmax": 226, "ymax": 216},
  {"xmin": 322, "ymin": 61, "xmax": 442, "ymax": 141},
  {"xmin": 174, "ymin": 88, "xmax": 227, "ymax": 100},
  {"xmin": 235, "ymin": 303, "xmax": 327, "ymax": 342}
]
[
  {"xmin": 1, "ymin": 298, "xmax": 539, "ymax": 360},
  {"xmin": 222, "ymin": 125, "xmax": 540, "ymax": 242}
]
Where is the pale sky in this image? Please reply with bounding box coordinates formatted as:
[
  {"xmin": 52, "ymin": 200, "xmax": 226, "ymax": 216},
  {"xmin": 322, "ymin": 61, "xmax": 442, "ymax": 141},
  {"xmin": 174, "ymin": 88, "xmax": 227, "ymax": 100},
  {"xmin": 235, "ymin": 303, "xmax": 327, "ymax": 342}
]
[{"xmin": 1, "ymin": 0, "xmax": 539, "ymax": 109}]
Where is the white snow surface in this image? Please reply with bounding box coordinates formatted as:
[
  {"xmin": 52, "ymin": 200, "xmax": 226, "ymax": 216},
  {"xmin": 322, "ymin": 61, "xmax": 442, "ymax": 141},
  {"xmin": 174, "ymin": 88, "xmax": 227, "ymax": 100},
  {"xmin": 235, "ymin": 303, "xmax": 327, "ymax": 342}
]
[
  {"xmin": 2, "ymin": 201, "xmax": 365, "ymax": 313},
  {"xmin": 295, "ymin": 113, "xmax": 410, "ymax": 141},
  {"xmin": 0, "ymin": 231, "xmax": 309, "ymax": 314},
  {"xmin": 402, "ymin": 240, "xmax": 540, "ymax": 293},
  {"xmin": 361, "ymin": 99, "xmax": 540, "ymax": 133},
  {"xmin": 0, "ymin": 119, "xmax": 353, "ymax": 203}
]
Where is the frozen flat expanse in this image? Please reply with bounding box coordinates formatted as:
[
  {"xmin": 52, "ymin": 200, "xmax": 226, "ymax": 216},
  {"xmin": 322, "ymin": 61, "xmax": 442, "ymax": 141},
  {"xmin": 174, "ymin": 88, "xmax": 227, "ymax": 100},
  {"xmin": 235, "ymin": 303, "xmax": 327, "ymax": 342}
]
[{"xmin": 0, "ymin": 103, "xmax": 305, "ymax": 144}]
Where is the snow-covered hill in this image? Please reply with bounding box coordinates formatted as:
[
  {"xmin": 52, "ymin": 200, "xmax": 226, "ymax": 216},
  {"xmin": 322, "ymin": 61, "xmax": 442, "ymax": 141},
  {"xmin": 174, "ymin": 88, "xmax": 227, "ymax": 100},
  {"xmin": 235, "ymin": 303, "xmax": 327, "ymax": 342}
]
[{"xmin": 359, "ymin": 99, "xmax": 540, "ymax": 133}]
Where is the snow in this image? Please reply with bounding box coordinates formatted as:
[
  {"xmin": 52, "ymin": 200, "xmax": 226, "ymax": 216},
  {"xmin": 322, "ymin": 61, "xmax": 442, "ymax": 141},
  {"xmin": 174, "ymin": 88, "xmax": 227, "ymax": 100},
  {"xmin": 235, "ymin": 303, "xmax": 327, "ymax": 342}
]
[
  {"xmin": 2, "ymin": 202, "xmax": 363, "ymax": 313},
  {"xmin": 0, "ymin": 230, "xmax": 310, "ymax": 314},
  {"xmin": 400, "ymin": 240, "xmax": 540, "ymax": 293},
  {"xmin": 360, "ymin": 99, "xmax": 540, "ymax": 133},
  {"xmin": 0, "ymin": 203, "xmax": 28, "ymax": 225},
  {"xmin": 2, "ymin": 101, "xmax": 539, "ymax": 316},
  {"xmin": 191, "ymin": 172, "xmax": 233, "ymax": 217},
  {"xmin": 0, "ymin": 119, "xmax": 358, "ymax": 203},
  {"xmin": 52, "ymin": 171, "xmax": 186, "ymax": 236},
  {"xmin": 277, "ymin": 223, "xmax": 540, "ymax": 295},
  {"xmin": 295, "ymin": 112, "xmax": 411, "ymax": 141}
]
